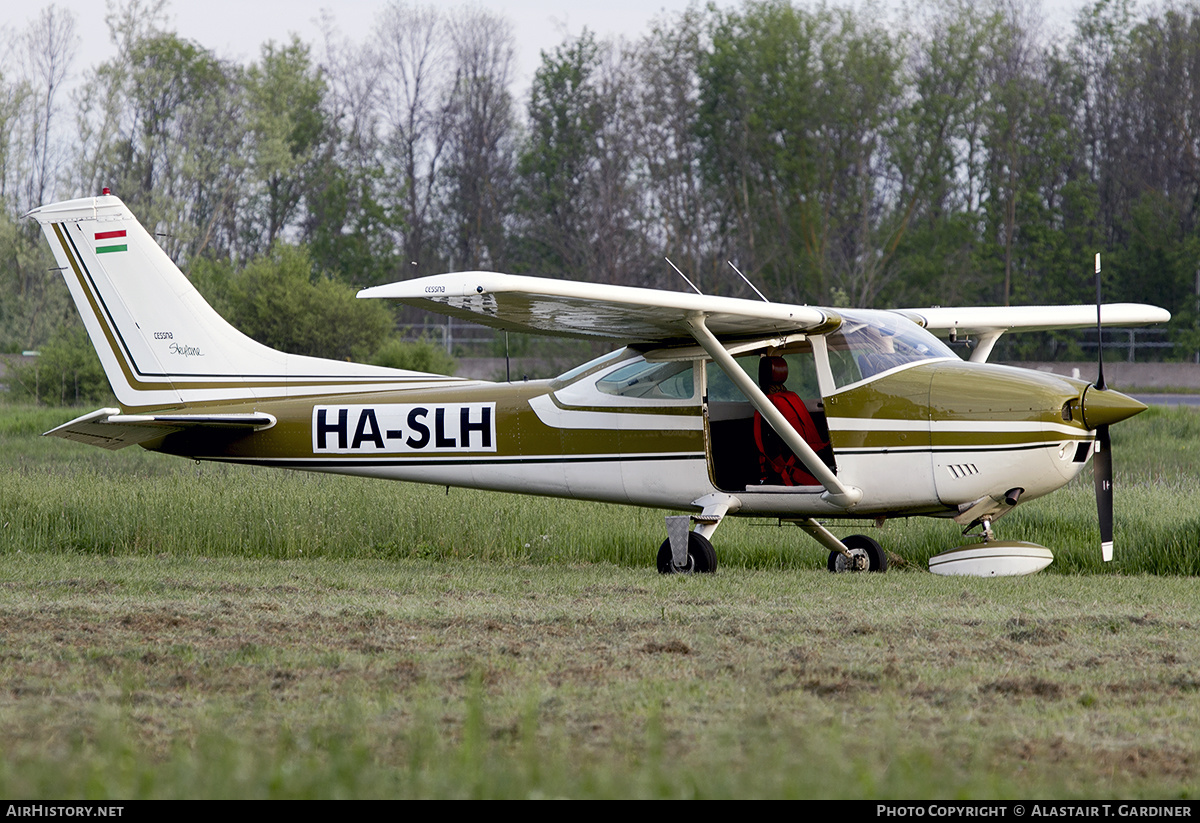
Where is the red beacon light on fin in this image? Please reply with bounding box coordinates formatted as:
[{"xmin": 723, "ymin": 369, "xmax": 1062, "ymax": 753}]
[{"xmin": 101, "ymin": 187, "xmax": 111, "ymax": 195}]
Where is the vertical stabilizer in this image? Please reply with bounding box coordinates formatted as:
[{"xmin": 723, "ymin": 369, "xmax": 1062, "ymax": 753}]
[{"xmin": 27, "ymin": 194, "xmax": 459, "ymax": 409}]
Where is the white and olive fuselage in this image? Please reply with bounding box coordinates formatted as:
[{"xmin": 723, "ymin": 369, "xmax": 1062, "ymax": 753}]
[{"xmin": 90, "ymin": 343, "xmax": 1119, "ymax": 524}]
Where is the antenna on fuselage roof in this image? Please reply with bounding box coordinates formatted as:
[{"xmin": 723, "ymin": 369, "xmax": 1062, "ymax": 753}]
[
  {"xmin": 665, "ymin": 257, "xmax": 703, "ymax": 295},
  {"xmin": 727, "ymin": 261, "xmax": 770, "ymax": 303}
]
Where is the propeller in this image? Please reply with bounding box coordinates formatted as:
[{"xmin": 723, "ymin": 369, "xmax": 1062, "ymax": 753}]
[{"xmin": 1080, "ymin": 377, "xmax": 1144, "ymax": 561}]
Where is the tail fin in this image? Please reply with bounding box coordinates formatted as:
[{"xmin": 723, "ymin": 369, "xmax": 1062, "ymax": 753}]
[{"xmin": 28, "ymin": 194, "xmax": 456, "ymax": 409}]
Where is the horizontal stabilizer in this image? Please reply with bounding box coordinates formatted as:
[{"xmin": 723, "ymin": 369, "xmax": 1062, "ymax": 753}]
[
  {"xmin": 45, "ymin": 408, "xmax": 276, "ymax": 450},
  {"xmin": 107, "ymin": 412, "xmax": 277, "ymax": 430}
]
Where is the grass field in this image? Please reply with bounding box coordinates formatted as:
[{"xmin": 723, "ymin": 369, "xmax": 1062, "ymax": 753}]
[{"xmin": 2, "ymin": 402, "xmax": 1199, "ymax": 798}]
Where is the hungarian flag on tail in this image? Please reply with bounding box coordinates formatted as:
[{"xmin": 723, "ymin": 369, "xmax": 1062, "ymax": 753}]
[{"xmin": 94, "ymin": 229, "xmax": 126, "ymax": 254}]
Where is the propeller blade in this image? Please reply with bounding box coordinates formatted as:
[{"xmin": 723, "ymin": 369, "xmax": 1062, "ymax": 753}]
[
  {"xmin": 1092, "ymin": 253, "xmax": 1113, "ymax": 562},
  {"xmin": 1094, "ymin": 424, "xmax": 1113, "ymax": 562},
  {"xmin": 1095, "ymin": 253, "xmax": 1106, "ymax": 390}
]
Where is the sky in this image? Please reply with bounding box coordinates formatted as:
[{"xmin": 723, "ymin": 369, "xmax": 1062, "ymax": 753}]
[
  {"xmin": 13, "ymin": 0, "xmax": 1093, "ymax": 95},
  {"xmin": 13, "ymin": 0, "xmax": 726, "ymax": 93}
]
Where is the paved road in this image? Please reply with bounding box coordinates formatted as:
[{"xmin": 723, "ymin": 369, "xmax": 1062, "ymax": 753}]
[{"xmin": 1132, "ymin": 394, "xmax": 1200, "ymax": 406}]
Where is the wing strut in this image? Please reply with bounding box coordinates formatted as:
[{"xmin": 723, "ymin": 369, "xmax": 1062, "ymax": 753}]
[
  {"xmin": 968, "ymin": 332, "xmax": 1003, "ymax": 363},
  {"xmin": 685, "ymin": 315, "xmax": 862, "ymax": 509}
]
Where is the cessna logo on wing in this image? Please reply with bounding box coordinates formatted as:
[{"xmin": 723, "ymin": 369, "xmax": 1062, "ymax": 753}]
[{"xmin": 312, "ymin": 404, "xmax": 496, "ymax": 454}]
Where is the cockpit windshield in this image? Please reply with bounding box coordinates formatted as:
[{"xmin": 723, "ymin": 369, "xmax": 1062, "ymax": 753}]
[{"xmin": 825, "ymin": 309, "xmax": 957, "ymax": 389}]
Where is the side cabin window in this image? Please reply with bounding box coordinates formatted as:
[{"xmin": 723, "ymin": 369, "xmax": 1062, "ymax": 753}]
[
  {"xmin": 825, "ymin": 309, "xmax": 957, "ymax": 389},
  {"xmin": 552, "ymin": 348, "xmax": 631, "ymax": 387}
]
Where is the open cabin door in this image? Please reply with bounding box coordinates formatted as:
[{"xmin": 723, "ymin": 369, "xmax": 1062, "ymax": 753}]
[{"xmin": 703, "ymin": 340, "xmax": 838, "ymax": 493}]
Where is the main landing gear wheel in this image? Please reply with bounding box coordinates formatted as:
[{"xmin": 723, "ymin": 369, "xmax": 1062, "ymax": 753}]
[
  {"xmin": 657, "ymin": 532, "xmax": 718, "ymax": 574},
  {"xmin": 827, "ymin": 534, "xmax": 888, "ymax": 573}
]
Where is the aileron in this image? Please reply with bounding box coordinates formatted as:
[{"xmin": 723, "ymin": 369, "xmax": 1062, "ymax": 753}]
[{"xmin": 898, "ymin": 304, "xmax": 1171, "ymax": 334}]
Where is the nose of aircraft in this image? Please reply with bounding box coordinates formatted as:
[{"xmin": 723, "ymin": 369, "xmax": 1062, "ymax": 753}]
[{"xmin": 1080, "ymin": 385, "xmax": 1147, "ymax": 430}]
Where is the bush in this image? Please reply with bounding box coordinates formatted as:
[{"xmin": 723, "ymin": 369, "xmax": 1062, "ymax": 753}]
[
  {"xmin": 226, "ymin": 244, "xmax": 394, "ymax": 361},
  {"xmin": 371, "ymin": 337, "xmax": 457, "ymax": 375},
  {"xmin": 6, "ymin": 325, "xmax": 113, "ymax": 406}
]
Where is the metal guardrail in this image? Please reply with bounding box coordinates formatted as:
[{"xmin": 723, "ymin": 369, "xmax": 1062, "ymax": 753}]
[
  {"xmin": 398, "ymin": 323, "xmax": 1186, "ymax": 362},
  {"xmin": 397, "ymin": 321, "xmax": 497, "ymax": 354},
  {"xmin": 1076, "ymin": 328, "xmax": 1175, "ymax": 362}
]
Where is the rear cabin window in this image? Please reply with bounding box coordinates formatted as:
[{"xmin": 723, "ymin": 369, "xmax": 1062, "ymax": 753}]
[
  {"xmin": 552, "ymin": 348, "xmax": 630, "ymax": 386},
  {"xmin": 595, "ymin": 360, "xmax": 696, "ymax": 400}
]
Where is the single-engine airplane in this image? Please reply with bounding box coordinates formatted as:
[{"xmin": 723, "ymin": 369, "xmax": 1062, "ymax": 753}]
[{"xmin": 28, "ymin": 193, "xmax": 1170, "ymax": 575}]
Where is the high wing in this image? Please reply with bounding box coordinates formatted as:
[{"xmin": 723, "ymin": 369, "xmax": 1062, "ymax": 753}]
[
  {"xmin": 357, "ymin": 271, "xmax": 835, "ymax": 342},
  {"xmin": 361, "ymin": 271, "xmax": 1171, "ymax": 359}
]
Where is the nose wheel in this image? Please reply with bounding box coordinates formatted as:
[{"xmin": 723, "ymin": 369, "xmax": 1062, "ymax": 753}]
[{"xmin": 826, "ymin": 534, "xmax": 887, "ymax": 573}]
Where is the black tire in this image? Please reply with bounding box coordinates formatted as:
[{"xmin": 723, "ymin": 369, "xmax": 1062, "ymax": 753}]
[
  {"xmin": 657, "ymin": 531, "xmax": 718, "ymax": 574},
  {"xmin": 826, "ymin": 534, "xmax": 887, "ymax": 573}
]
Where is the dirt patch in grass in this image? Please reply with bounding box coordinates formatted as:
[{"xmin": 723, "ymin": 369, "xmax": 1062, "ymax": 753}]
[
  {"xmin": 982, "ymin": 677, "xmax": 1068, "ymax": 699},
  {"xmin": 1007, "ymin": 619, "xmax": 1068, "ymax": 645},
  {"xmin": 641, "ymin": 639, "xmax": 691, "ymax": 655}
]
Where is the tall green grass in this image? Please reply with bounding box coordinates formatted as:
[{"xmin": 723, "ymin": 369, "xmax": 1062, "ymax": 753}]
[
  {"xmin": 2, "ymin": 402, "xmax": 1197, "ymax": 574},
  {"xmin": 0, "ymin": 688, "xmax": 1081, "ymax": 799}
]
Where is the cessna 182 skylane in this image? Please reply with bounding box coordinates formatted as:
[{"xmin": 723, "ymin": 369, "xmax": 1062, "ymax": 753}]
[{"xmin": 29, "ymin": 193, "xmax": 1170, "ymax": 576}]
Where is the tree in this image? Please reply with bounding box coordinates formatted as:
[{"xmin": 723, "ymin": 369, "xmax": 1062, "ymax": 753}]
[
  {"xmin": 6, "ymin": 323, "xmax": 110, "ymax": 406},
  {"xmin": 697, "ymin": 1, "xmax": 904, "ymax": 304},
  {"xmin": 19, "ymin": 5, "xmax": 78, "ymax": 210},
  {"xmin": 374, "ymin": 1, "xmax": 453, "ymax": 276},
  {"xmin": 0, "ymin": 208, "xmax": 70, "ymax": 352},
  {"xmin": 517, "ymin": 30, "xmax": 649, "ymax": 284},
  {"xmin": 441, "ymin": 6, "xmax": 518, "ymax": 272},
  {"xmin": 303, "ymin": 15, "xmax": 401, "ymax": 287},
  {"xmin": 635, "ymin": 8, "xmax": 714, "ymax": 291},
  {"xmin": 242, "ymin": 37, "xmax": 330, "ymax": 254},
  {"xmin": 885, "ymin": 0, "xmax": 996, "ymax": 307},
  {"xmin": 1072, "ymin": 0, "xmax": 1200, "ymax": 351},
  {"xmin": 74, "ymin": 15, "xmax": 245, "ymax": 264},
  {"xmin": 0, "ymin": 7, "xmax": 78, "ymax": 353},
  {"xmin": 371, "ymin": 336, "xmax": 456, "ymax": 374}
]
